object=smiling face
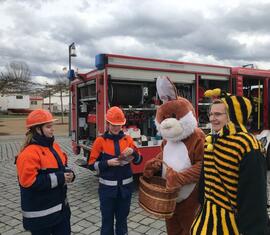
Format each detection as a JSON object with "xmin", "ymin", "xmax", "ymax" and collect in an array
[{"xmin": 209, "ymin": 102, "xmax": 229, "ymax": 132}]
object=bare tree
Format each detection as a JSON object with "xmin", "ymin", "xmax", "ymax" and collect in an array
[
  {"xmin": 43, "ymin": 83, "xmax": 55, "ymax": 112},
  {"xmin": 0, "ymin": 61, "xmax": 33, "ymax": 94},
  {"xmin": 52, "ymin": 70, "xmax": 69, "ymax": 124}
]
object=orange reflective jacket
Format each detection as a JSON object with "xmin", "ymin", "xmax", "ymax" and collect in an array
[
  {"xmin": 88, "ymin": 134, "xmax": 139, "ymax": 165},
  {"xmin": 17, "ymin": 143, "xmax": 67, "ymax": 188}
]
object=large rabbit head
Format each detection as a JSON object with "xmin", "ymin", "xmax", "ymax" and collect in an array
[{"xmin": 155, "ymin": 76, "xmax": 197, "ymax": 142}]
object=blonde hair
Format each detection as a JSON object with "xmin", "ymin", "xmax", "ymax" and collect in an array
[
  {"xmin": 212, "ymin": 99, "xmax": 224, "ymax": 105},
  {"xmin": 20, "ymin": 129, "xmax": 35, "ymax": 151},
  {"xmin": 208, "ymin": 99, "xmax": 225, "ymax": 113}
]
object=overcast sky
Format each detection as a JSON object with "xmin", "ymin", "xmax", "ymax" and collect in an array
[{"xmin": 1, "ymin": 0, "xmax": 270, "ymax": 84}]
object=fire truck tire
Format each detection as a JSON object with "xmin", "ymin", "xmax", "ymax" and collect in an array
[{"xmin": 266, "ymin": 146, "xmax": 270, "ymax": 171}]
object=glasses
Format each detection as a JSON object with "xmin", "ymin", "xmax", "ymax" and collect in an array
[{"xmin": 208, "ymin": 112, "xmax": 227, "ymax": 118}]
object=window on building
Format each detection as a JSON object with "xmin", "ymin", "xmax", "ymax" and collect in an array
[
  {"xmin": 16, "ymin": 95, "xmax": 23, "ymax": 99},
  {"xmin": 31, "ymin": 101, "xmax": 38, "ymax": 105}
]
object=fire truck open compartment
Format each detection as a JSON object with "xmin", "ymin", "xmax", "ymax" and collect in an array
[
  {"xmin": 77, "ymin": 80, "xmax": 97, "ymax": 141},
  {"xmin": 109, "ymin": 80, "xmax": 157, "ymax": 141},
  {"xmin": 108, "ymin": 80, "xmax": 197, "ymax": 144},
  {"xmin": 76, "ymin": 78, "xmax": 195, "ymax": 148},
  {"xmin": 71, "ymin": 54, "xmax": 270, "ymax": 172},
  {"xmin": 71, "ymin": 54, "xmax": 232, "ymax": 172}
]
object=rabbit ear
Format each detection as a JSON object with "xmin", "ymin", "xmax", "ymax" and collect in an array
[{"xmin": 156, "ymin": 76, "xmax": 178, "ymax": 103}]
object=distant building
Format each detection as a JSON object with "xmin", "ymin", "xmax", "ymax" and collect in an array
[
  {"xmin": 30, "ymin": 97, "xmax": 43, "ymax": 110},
  {"xmin": 43, "ymin": 93, "xmax": 69, "ymax": 113},
  {"xmin": 0, "ymin": 93, "xmax": 69, "ymax": 114},
  {"xmin": 0, "ymin": 94, "xmax": 31, "ymax": 113},
  {"xmin": 43, "ymin": 103, "xmax": 69, "ymax": 113}
]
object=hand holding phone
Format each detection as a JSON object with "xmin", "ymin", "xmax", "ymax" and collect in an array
[{"xmin": 119, "ymin": 147, "xmax": 134, "ymax": 162}]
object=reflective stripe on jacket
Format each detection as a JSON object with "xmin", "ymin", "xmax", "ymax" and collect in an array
[
  {"xmin": 16, "ymin": 141, "xmax": 69, "ymax": 231},
  {"xmin": 88, "ymin": 131, "xmax": 142, "ymax": 198}
]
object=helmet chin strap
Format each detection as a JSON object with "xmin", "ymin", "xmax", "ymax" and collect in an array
[{"xmin": 36, "ymin": 125, "xmax": 45, "ymax": 136}]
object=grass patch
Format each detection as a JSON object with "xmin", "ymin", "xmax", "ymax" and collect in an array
[
  {"xmin": 0, "ymin": 114, "xmax": 27, "ymax": 119},
  {"xmin": 0, "ymin": 132, "xmax": 10, "ymax": 136}
]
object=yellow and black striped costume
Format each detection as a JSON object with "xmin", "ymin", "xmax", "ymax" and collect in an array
[{"xmin": 191, "ymin": 91, "xmax": 269, "ymax": 235}]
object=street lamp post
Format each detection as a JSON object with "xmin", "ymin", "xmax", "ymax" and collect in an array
[{"xmin": 68, "ymin": 42, "xmax": 76, "ymax": 136}]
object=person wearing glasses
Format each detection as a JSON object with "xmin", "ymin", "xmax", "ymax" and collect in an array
[
  {"xmin": 207, "ymin": 100, "xmax": 228, "ymax": 133},
  {"xmin": 190, "ymin": 90, "xmax": 269, "ymax": 235}
]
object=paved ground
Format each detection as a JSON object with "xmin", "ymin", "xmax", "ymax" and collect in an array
[
  {"xmin": 0, "ymin": 136, "xmax": 166, "ymax": 235},
  {"xmin": 1, "ymin": 136, "xmax": 270, "ymax": 235}
]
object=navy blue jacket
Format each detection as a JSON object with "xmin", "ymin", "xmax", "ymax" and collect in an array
[
  {"xmin": 16, "ymin": 134, "xmax": 73, "ymax": 231},
  {"xmin": 88, "ymin": 131, "xmax": 142, "ymax": 198}
]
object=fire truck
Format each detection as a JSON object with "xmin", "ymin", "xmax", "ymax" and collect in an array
[{"xmin": 70, "ymin": 54, "xmax": 270, "ymax": 172}]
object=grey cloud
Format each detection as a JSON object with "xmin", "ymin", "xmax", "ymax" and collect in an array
[
  {"xmin": 1, "ymin": 0, "xmax": 270, "ymax": 80},
  {"xmin": 220, "ymin": 3, "xmax": 270, "ymax": 32}
]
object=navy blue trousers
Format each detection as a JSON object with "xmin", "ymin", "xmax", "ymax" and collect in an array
[
  {"xmin": 30, "ymin": 209, "xmax": 71, "ymax": 235},
  {"xmin": 99, "ymin": 193, "xmax": 131, "ymax": 235}
]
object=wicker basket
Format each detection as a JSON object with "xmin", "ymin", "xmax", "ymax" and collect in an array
[{"xmin": 139, "ymin": 164, "xmax": 179, "ymax": 219}]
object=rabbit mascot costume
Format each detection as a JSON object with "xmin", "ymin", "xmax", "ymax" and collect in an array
[{"xmin": 143, "ymin": 76, "xmax": 205, "ymax": 235}]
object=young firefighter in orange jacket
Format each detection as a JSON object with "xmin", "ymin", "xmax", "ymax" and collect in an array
[
  {"xmin": 88, "ymin": 106, "xmax": 142, "ymax": 235},
  {"xmin": 16, "ymin": 109, "xmax": 75, "ymax": 235}
]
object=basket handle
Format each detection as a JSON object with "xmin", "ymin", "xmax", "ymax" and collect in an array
[
  {"xmin": 156, "ymin": 159, "xmax": 180, "ymax": 191},
  {"xmin": 156, "ymin": 159, "xmax": 169, "ymax": 169}
]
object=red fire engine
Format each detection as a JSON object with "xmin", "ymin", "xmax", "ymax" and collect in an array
[{"xmin": 71, "ymin": 54, "xmax": 270, "ymax": 172}]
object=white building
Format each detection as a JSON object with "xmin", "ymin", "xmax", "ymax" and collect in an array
[
  {"xmin": 0, "ymin": 93, "xmax": 69, "ymax": 113},
  {"xmin": 43, "ymin": 93, "xmax": 69, "ymax": 113},
  {"xmin": 0, "ymin": 94, "xmax": 30, "ymax": 112},
  {"xmin": 0, "ymin": 95, "xmax": 43, "ymax": 113}
]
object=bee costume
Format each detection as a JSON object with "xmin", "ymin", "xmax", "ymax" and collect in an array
[{"xmin": 190, "ymin": 89, "xmax": 269, "ymax": 235}]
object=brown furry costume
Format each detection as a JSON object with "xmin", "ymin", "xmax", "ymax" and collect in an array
[{"xmin": 143, "ymin": 77, "xmax": 205, "ymax": 235}]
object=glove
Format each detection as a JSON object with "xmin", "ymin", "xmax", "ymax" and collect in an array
[
  {"xmin": 143, "ymin": 159, "xmax": 161, "ymax": 178},
  {"xmin": 166, "ymin": 167, "xmax": 180, "ymax": 190}
]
